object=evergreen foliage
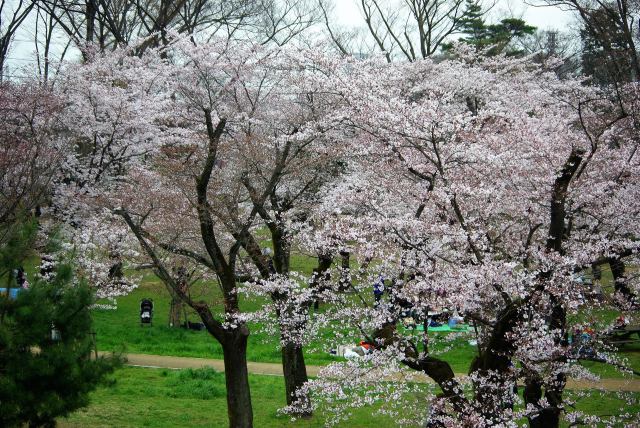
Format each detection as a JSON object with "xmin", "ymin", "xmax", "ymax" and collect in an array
[
  {"xmin": 580, "ymin": 4, "xmax": 637, "ymax": 84},
  {"xmin": 444, "ymin": 0, "xmax": 536, "ymax": 55},
  {"xmin": 0, "ymin": 219, "xmax": 120, "ymax": 428}
]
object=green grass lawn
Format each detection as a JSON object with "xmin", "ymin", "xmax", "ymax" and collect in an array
[
  {"xmin": 92, "ymin": 274, "xmax": 342, "ymax": 366},
  {"xmin": 59, "ymin": 366, "xmax": 399, "ymax": 428},
  {"xmin": 92, "ymin": 272, "xmax": 484, "ymax": 371},
  {"xmin": 19, "ymin": 253, "xmax": 640, "ymax": 378},
  {"xmin": 14, "ymin": 253, "xmax": 640, "ymax": 427},
  {"xmin": 91, "ymin": 269, "xmax": 640, "ymax": 379},
  {"xmin": 59, "ymin": 366, "xmax": 640, "ymax": 428}
]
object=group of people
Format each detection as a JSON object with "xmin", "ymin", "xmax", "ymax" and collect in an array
[
  {"xmin": 330, "ymin": 340, "xmax": 376, "ymax": 359},
  {"xmin": 0, "ymin": 267, "xmax": 30, "ymax": 300},
  {"xmin": 1, "ymin": 255, "xmax": 62, "ymax": 300},
  {"xmin": 330, "ymin": 276, "xmax": 471, "ymax": 359},
  {"xmin": 372, "ymin": 275, "xmax": 466, "ymax": 329},
  {"xmin": 14, "ymin": 267, "xmax": 29, "ymax": 289}
]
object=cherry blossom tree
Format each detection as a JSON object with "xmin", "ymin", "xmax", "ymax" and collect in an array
[
  {"xmin": 0, "ymin": 81, "xmax": 64, "ymax": 232},
  {"xmin": 286, "ymin": 48, "xmax": 640, "ymax": 427},
  {"xmin": 229, "ymin": 93, "xmax": 347, "ymax": 409},
  {"xmin": 52, "ymin": 28, "xmax": 640, "ymax": 426},
  {"xmin": 55, "ymin": 36, "xmax": 348, "ymax": 426}
]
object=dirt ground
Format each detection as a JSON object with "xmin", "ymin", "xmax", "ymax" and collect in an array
[{"xmin": 99, "ymin": 352, "xmax": 640, "ymax": 392}]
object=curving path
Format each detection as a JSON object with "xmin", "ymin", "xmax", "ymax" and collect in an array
[{"xmin": 98, "ymin": 352, "xmax": 640, "ymax": 393}]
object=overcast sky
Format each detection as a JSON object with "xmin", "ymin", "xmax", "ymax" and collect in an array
[
  {"xmin": 333, "ymin": 0, "xmax": 575, "ymax": 30},
  {"xmin": 5, "ymin": 0, "xmax": 577, "ymax": 79}
]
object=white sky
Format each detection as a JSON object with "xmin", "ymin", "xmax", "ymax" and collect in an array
[
  {"xmin": 5, "ymin": 0, "xmax": 577, "ymax": 79},
  {"xmin": 333, "ymin": 0, "xmax": 575, "ymax": 31}
]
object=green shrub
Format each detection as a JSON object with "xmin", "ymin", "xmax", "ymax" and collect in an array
[{"xmin": 164, "ymin": 367, "xmax": 225, "ymax": 400}]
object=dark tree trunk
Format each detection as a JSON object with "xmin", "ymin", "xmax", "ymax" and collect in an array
[
  {"xmin": 591, "ymin": 263, "xmax": 602, "ymax": 281},
  {"xmin": 374, "ymin": 323, "xmax": 468, "ymax": 424},
  {"xmin": 418, "ymin": 356, "xmax": 469, "ymax": 427},
  {"xmin": 169, "ymin": 268, "xmax": 188, "ymax": 327},
  {"xmin": 418, "ymin": 356, "xmax": 467, "ymax": 414},
  {"xmin": 469, "ymin": 303, "xmax": 520, "ymax": 422},
  {"xmin": 265, "ymin": 224, "xmax": 311, "ymax": 415},
  {"xmin": 523, "ymin": 324, "xmax": 566, "ymax": 428},
  {"xmin": 222, "ymin": 330, "xmax": 253, "ymax": 428},
  {"xmin": 169, "ymin": 294, "xmax": 184, "ymax": 327},
  {"xmin": 281, "ymin": 341, "xmax": 310, "ymax": 415},
  {"xmin": 272, "ymin": 294, "xmax": 312, "ymax": 416},
  {"xmin": 311, "ymin": 253, "xmax": 332, "ymax": 310},
  {"xmin": 523, "ymin": 373, "xmax": 564, "ymax": 428},
  {"xmin": 542, "ymin": 373, "xmax": 565, "ymax": 427},
  {"xmin": 523, "ymin": 150, "xmax": 583, "ymax": 428},
  {"xmin": 338, "ymin": 251, "xmax": 351, "ymax": 291},
  {"xmin": 271, "ymin": 227, "xmax": 290, "ymax": 275},
  {"xmin": 85, "ymin": 0, "xmax": 96, "ymax": 43},
  {"xmin": 236, "ymin": 211, "xmax": 312, "ymax": 416},
  {"xmin": 524, "ymin": 376, "xmax": 544, "ymax": 428},
  {"xmin": 609, "ymin": 257, "xmax": 634, "ymax": 301}
]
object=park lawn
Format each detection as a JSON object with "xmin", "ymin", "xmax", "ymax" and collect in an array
[
  {"xmin": 91, "ymin": 274, "xmax": 640, "ymax": 378},
  {"xmin": 92, "ymin": 271, "xmax": 479, "ymax": 371},
  {"xmin": 92, "ymin": 248, "xmax": 482, "ymax": 371},
  {"xmin": 560, "ymin": 390, "xmax": 640, "ymax": 427},
  {"xmin": 93, "ymin": 250, "xmax": 379, "ymax": 367},
  {"xmin": 59, "ymin": 366, "xmax": 398, "ymax": 428},
  {"xmin": 59, "ymin": 366, "xmax": 640, "ymax": 428},
  {"xmin": 92, "ymin": 273, "xmax": 343, "ymax": 367},
  {"xmin": 16, "ymin": 252, "xmax": 636, "ymax": 377}
]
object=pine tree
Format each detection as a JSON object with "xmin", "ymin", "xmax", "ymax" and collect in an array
[
  {"xmin": 485, "ymin": 18, "xmax": 537, "ymax": 55},
  {"xmin": 458, "ymin": 0, "xmax": 487, "ymax": 48},
  {"xmin": 0, "ymin": 219, "xmax": 120, "ymax": 428},
  {"xmin": 444, "ymin": 0, "xmax": 536, "ymax": 56}
]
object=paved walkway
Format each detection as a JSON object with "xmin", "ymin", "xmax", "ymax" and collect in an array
[{"xmin": 100, "ymin": 352, "xmax": 640, "ymax": 392}]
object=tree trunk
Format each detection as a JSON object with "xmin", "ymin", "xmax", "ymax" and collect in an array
[
  {"xmin": 0, "ymin": 52, "xmax": 5, "ymax": 82},
  {"xmin": 609, "ymin": 257, "xmax": 634, "ymax": 301},
  {"xmin": 271, "ymin": 227, "xmax": 290, "ymax": 275},
  {"xmin": 591, "ymin": 262, "xmax": 601, "ymax": 281},
  {"xmin": 542, "ymin": 373, "xmax": 565, "ymax": 427},
  {"xmin": 469, "ymin": 303, "xmax": 520, "ymax": 422},
  {"xmin": 222, "ymin": 330, "xmax": 253, "ymax": 428},
  {"xmin": 540, "ymin": 294, "xmax": 567, "ymax": 428},
  {"xmin": 373, "ymin": 323, "xmax": 469, "ymax": 423},
  {"xmin": 169, "ymin": 295, "xmax": 183, "ymax": 327},
  {"xmin": 311, "ymin": 253, "xmax": 332, "ymax": 311},
  {"xmin": 338, "ymin": 251, "xmax": 351, "ymax": 291},
  {"xmin": 268, "ymin": 224, "xmax": 311, "ymax": 415},
  {"xmin": 521, "ymin": 150, "xmax": 583, "ymax": 427},
  {"xmin": 523, "ymin": 374, "xmax": 564, "ymax": 428},
  {"xmin": 85, "ymin": 0, "xmax": 96, "ymax": 43},
  {"xmin": 524, "ymin": 376, "xmax": 544, "ymax": 428},
  {"xmin": 281, "ymin": 341, "xmax": 311, "ymax": 415}
]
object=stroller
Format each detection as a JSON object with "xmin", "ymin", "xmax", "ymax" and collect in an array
[{"xmin": 140, "ymin": 298, "xmax": 154, "ymax": 326}]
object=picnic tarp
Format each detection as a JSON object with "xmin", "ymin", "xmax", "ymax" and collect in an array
[
  {"xmin": 404, "ymin": 324, "xmax": 470, "ymax": 332},
  {"xmin": 0, "ymin": 288, "xmax": 21, "ymax": 299}
]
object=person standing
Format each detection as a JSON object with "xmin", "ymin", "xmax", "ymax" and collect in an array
[
  {"xmin": 16, "ymin": 267, "xmax": 29, "ymax": 289},
  {"xmin": 373, "ymin": 275, "xmax": 385, "ymax": 305}
]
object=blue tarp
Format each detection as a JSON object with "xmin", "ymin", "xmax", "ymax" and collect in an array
[
  {"xmin": 405, "ymin": 324, "xmax": 470, "ymax": 332},
  {"xmin": 0, "ymin": 288, "xmax": 22, "ymax": 299}
]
